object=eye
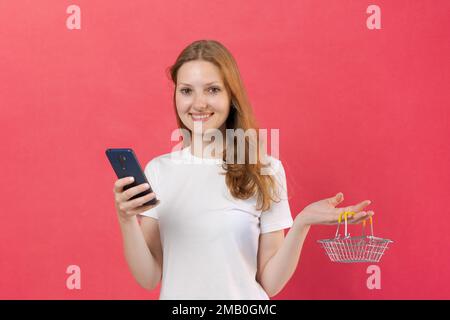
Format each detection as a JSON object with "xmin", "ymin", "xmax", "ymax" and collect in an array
[
  {"xmin": 209, "ymin": 87, "xmax": 221, "ymax": 94},
  {"xmin": 180, "ymin": 88, "xmax": 191, "ymax": 95}
]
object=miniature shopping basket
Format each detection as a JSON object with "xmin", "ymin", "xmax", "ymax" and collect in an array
[{"xmin": 317, "ymin": 211, "xmax": 393, "ymax": 263}]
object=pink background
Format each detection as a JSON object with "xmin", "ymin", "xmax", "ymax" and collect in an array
[{"xmin": 1, "ymin": 0, "xmax": 449, "ymax": 299}]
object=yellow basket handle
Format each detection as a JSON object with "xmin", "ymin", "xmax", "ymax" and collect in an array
[
  {"xmin": 338, "ymin": 211, "xmax": 355, "ymax": 224},
  {"xmin": 362, "ymin": 216, "xmax": 373, "ymax": 227},
  {"xmin": 338, "ymin": 211, "xmax": 373, "ymax": 225},
  {"xmin": 337, "ymin": 211, "xmax": 374, "ymax": 237}
]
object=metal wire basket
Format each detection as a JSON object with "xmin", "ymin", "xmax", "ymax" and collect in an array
[{"xmin": 317, "ymin": 211, "xmax": 393, "ymax": 263}]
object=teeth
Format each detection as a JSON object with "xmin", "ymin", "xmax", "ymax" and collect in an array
[{"xmin": 191, "ymin": 113, "xmax": 212, "ymax": 120}]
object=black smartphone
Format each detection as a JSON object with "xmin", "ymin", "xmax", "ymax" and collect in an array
[{"xmin": 105, "ymin": 148, "xmax": 158, "ymax": 206}]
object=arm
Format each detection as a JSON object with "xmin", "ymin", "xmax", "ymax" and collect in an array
[
  {"xmin": 256, "ymin": 216, "xmax": 310, "ymax": 297},
  {"xmin": 256, "ymin": 192, "xmax": 374, "ymax": 297},
  {"xmin": 119, "ymin": 216, "xmax": 163, "ymax": 290}
]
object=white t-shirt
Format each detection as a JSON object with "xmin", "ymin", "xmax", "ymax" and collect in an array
[{"xmin": 138, "ymin": 145, "xmax": 294, "ymax": 300}]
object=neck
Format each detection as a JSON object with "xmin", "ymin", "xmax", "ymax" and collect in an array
[{"xmin": 190, "ymin": 124, "xmax": 226, "ymax": 159}]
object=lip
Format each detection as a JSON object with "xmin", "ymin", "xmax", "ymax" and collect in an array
[{"xmin": 190, "ymin": 113, "xmax": 214, "ymax": 122}]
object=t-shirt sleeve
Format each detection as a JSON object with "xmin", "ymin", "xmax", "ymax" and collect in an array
[
  {"xmin": 259, "ymin": 159, "xmax": 294, "ymax": 234},
  {"xmin": 137, "ymin": 158, "xmax": 160, "ymax": 220}
]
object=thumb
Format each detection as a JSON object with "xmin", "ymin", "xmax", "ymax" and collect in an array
[{"xmin": 330, "ymin": 192, "xmax": 344, "ymax": 206}]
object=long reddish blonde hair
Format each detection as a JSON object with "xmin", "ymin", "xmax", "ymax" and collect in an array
[{"xmin": 167, "ymin": 40, "xmax": 280, "ymax": 212}]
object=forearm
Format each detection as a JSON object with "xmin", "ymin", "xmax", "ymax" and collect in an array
[
  {"xmin": 119, "ymin": 217, "xmax": 161, "ymax": 290},
  {"xmin": 259, "ymin": 216, "xmax": 310, "ymax": 297}
]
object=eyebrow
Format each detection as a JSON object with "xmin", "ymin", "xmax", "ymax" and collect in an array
[{"xmin": 179, "ymin": 81, "xmax": 221, "ymax": 86}]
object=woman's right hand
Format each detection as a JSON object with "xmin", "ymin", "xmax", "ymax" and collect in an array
[{"xmin": 113, "ymin": 176, "xmax": 160, "ymax": 223}]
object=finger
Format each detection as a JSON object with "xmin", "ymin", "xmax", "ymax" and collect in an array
[
  {"xmin": 348, "ymin": 211, "xmax": 367, "ymax": 223},
  {"xmin": 128, "ymin": 199, "xmax": 160, "ymax": 216},
  {"xmin": 336, "ymin": 205, "xmax": 352, "ymax": 216},
  {"xmin": 113, "ymin": 176, "xmax": 134, "ymax": 193},
  {"xmin": 351, "ymin": 211, "xmax": 375, "ymax": 224},
  {"xmin": 328, "ymin": 192, "xmax": 344, "ymax": 207},
  {"xmin": 350, "ymin": 199, "xmax": 372, "ymax": 213},
  {"xmin": 120, "ymin": 192, "xmax": 156, "ymax": 211},
  {"xmin": 120, "ymin": 183, "xmax": 151, "ymax": 202}
]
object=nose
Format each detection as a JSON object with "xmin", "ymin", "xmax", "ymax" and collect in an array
[{"xmin": 192, "ymin": 93, "xmax": 208, "ymax": 111}]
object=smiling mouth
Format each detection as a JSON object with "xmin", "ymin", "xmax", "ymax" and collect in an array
[{"xmin": 190, "ymin": 113, "xmax": 214, "ymax": 122}]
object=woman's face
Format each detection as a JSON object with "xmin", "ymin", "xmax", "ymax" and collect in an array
[{"xmin": 175, "ymin": 60, "xmax": 231, "ymax": 136}]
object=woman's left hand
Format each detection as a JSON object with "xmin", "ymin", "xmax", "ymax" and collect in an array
[{"xmin": 295, "ymin": 192, "xmax": 374, "ymax": 227}]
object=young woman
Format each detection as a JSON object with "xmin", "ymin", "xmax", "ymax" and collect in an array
[{"xmin": 112, "ymin": 40, "xmax": 374, "ymax": 299}]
